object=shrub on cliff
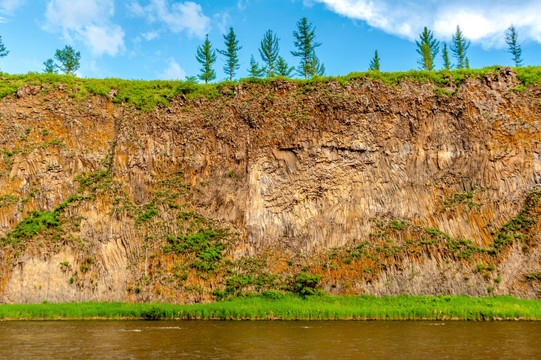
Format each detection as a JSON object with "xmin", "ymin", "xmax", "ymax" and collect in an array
[{"xmin": 291, "ymin": 273, "xmax": 324, "ymax": 297}]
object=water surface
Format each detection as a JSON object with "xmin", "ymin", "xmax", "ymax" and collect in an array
[{"xmin": 0, "ymin": 321, "xmax": 540, "ymax": 359}]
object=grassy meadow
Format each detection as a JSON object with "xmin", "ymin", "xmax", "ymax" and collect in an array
[
  {"xmin": 1, "ymin": 66, "xmax": 541, "ymax": 111},
  {"xmin": 1, "ymin": 294, "xmax": 540, "ymax": 321}
]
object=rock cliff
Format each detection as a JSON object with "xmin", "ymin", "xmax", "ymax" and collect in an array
[{"xmin": 1, "ymin": 68, "xmax": 540, "ymax": 303}]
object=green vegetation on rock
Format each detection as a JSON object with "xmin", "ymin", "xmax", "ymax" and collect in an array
[
  {"xmin": 1, "ymin": 66, "xmax": 541, "ymax": 112},
  {"xmin": 492, "ymin": 190, "xmax": 541, "ymax": 249},
  {"xmin": 1, "ymin": 194, "xmax": 86, "ymax": 246}
]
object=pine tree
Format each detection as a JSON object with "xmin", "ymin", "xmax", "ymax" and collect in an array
[
  {"xmin": 43, "ymin": 59, "xmax": 57, "ymax": 73},
  {"xmin": 306, "ymin": 52, "xmax": 325, "ymax": 77},
  {"xmin": 248, "ymin": 55, "xmax": 265, "ymax": 78},
  {"xmin": 419, "ymin": 43, "xmax": 433, "ymax": 71},
  {"xmin": 0, "ymin": 36, "xmax": 8, "ymax": 63},
  {"xmin": 259, "ymin": 30, "xmax": 280, "ymax": 77},
  {"xmin": 506, "ymin": 25, "xmax": 523, "ymax": 67},
  {"xmin": 369, "ymin": 50, "xmax": 381, "ymax": 71},
  {"xmin": 442, "ymin": 43, "xmax": 451, "ymax": 70},
  {"xmin": 217, "ymin": 27, "xmax": 241, "ymax": 81},
  {"xmin": 450, "ymin": 26, "xmax": 470, "ymax": 69},
  {"xmin": 416, "ymin": 27, "xmax": 439, "ymax": 71},
  {"xmin": 276, "ymin": 56, "xmax": 294, "ymax": 77},
  {"xmin": 291, "ymin": 17, "xmax": 323, "ymax": 79},
  {"xmin": 195, "ymin": 34, "xmax": 217, "ymax": 84},
  {"xmin": 55, "ymin": 45, "xmax": 80, "ymax": 75}
]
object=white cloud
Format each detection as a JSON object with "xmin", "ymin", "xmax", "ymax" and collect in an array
[
  {"xmin": 237, "ymin": 0, "xmax": 248, "ymax": 10},
  {"xmin": 126, "ymin": 1, "xmax": 146, "ymax": 17},
  {"xmin": 158, "ymin": 58, "xmax": 186, "ymax": 80},
  {"xmin": 214, "ymin": 12, "xmax": 231, "ymax": 34},
  {"xmin": 142, "ymin": 31, "xmax": 160, "ymax": 41},
  {"xmin": 0, "ymin": 0, "xmax": 25, "ymax": 22},
  {"xmin": 128, "ymin": 0, "xmax": 211, "ymax": 39},
  {"xmin": 314, "ymin": 0, "xmax": 541, "ymax": 46},
  {"xmin": 44, "ymin": 0, "xmax": 113, "ymax": 30},
  {"xmin": 44, "ymin": 0, "xmax": 125, "ymax": 56},
  {"xmin": 0, "ymin": 0, "xmax": 24, "ymax": 13},
  {"xmin": 83, "ymin": 24, "xmax": 125, "ymax": 56}
]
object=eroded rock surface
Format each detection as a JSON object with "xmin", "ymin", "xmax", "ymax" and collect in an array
[{"xmin": 1, "ymin": 69, "xmax": 540, "ymax": 303}]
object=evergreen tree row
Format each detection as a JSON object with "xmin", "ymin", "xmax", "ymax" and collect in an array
[
  {"xmin": 198, "ymin": 21, "xmax": 525, "ymax": 83},
  {"xmin": 407, "ymin": 25, "xmax": 522, "ymax": 72},
  {"xmin": 0, "ymin": 22, "xmax": 527, "ymax": 79},
  {"xmin": 195, "ymin": 17, "xmax": 324, "ymax": 83}
]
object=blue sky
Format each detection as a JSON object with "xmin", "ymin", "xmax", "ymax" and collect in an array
[{"xmin": 0, "ymin": 0, "xmax": 540, "ymax": 80}]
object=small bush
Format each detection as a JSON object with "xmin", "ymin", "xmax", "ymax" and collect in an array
[
  {"xmin": 164, "ymin": 228, "xmax": 227, "ymax": 272},
  {"xmin": 141, "ymin": 305, "xmax": 170, "ymax": 320},
  {"xmin": 2, "ymin": 211, "xmax": 59, "ymax": 245},
  {"xmin": 388, "ymin": 220, "xmax": 406, "ymax": 230},
  {"xmin": 291, "ymin": 273, "xmax": 324, "ymax": 297},
  {"xmin": 261, "ymin": 290, "xmax": 285, "ymax": 300},
  {"xmin": 137, "ymin": 206, "xmax": 158, "ymax": 223},
  {"xmin": 525, "ymin": 272, "xmax": 541, "ymax": 280}
]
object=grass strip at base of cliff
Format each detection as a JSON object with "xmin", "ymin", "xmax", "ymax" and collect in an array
[{"xmin": 1, "ymin": 294, "xmax": 540, "ymax": 321}]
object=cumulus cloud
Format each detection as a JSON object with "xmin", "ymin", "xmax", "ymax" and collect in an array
[
  {"xmin": 314, "ymin": 0, "xmax": 541, "ymax": 46},
  {"xmin": 82, "ymin": 24, "xmax": 125, "ymax": 56},
  {"xmin": 158, "ymin": 58, "xmax": 186, "ymax": 80},
  {"xmin": 43, "ymin": 0, "xmax": 125, "ymax": 56},
  {"xmin": 128, "ymin": 0, "xmax": 211, "ymax": 39}
]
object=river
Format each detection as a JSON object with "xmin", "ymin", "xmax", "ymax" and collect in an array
[{"xmin": 0, "ymin": 321, "xmax": 540, "ymax": 359}]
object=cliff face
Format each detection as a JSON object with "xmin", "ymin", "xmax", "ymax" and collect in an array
[{"xmin": 1, "ymin": 68, "xmax": 540, "ymax": 303}]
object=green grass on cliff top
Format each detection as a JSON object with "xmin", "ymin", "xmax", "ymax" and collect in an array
[
  {"xmin": 1, "ymin": 66, "xmax": 540, "ymax": 111},
  {"xmin": 1, "ymin": 294, "xmax": 540, "ymax": 321}
]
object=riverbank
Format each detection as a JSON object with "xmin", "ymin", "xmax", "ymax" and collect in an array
[{"xmin": 1, "ymin": 294, "xmax": 540, "ymax": 321}]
